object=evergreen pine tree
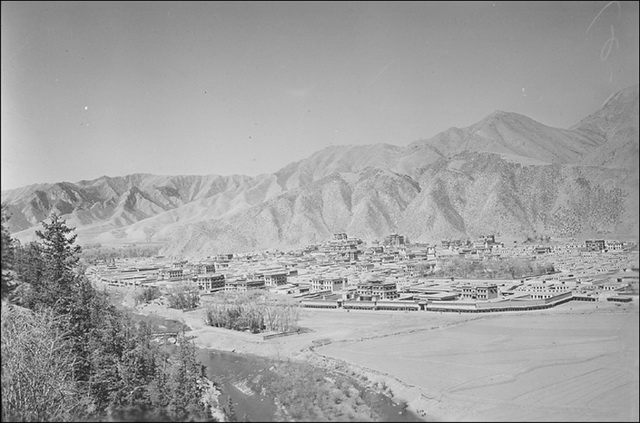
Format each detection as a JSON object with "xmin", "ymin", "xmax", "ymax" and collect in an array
[
  {"xmin": 168, "ymin": 334, "xmax": 212, "ymax": 421},
  {"xmin": 225, "ymin": 397, "xmax": 237, "ymax": 422},
  {"xmin": 1, "ymin": 204, "xmax": 15, "ymax": 299},
  {"xmin": 12, "ymin": 242, "xmax": 45, "ymax": 308},
  {"xmin": 4, "ymin": 212, "xmax": 216, "ymax": 421},
  {"xmin": 34, "ymin": 213, "xmax": 82, "ymax": 309}
]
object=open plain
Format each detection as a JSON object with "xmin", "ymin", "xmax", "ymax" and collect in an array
[{"xmin": 135, "ymin": 296, "xmax": 639, "ymax": 422}]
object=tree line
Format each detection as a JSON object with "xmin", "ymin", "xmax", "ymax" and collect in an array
[
  {"xmin": 80, "ymin": 243, "xmax": 162, "ymax": 264},
  {"xmin": 418, "ymin": 255, "xmax": 555, "ymax": 279},
  {"xmin": 204, "ymin": 291, "xmax": 300, "ymax": 334},
  {"xmin": 1, "ymin": 206, "xmax": 216, "ymax": 422}
]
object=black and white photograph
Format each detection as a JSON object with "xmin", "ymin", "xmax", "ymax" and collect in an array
[{"xmin": 2, "ymin": 1, "xmax": 638, "ymax": 421}]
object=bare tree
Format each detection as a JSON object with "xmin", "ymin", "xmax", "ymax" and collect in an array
[{"xmin": 1, "ymin": 304, "xmax": 90, "ymax": 421}]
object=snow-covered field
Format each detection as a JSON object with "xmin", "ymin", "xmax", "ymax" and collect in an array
[
  {"xmin": 135, "ymin": 297, "xmax": 639, "ymax": 422},
  {"xmin": 315, "ymin": 301, "xmax": 639, "ymax": 422}
]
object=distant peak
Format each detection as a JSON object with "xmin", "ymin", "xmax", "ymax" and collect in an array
[
  {"xmin": 488, "ymin": 110, "xmax": 509, "ymax": 117},
  {"xmin": 621, "ymin": 83, "xmax": 639, "ymax": 95},
  {"xmin": 484, "ymin": 110, "xmax": 522, "ymax": 121},
  {"xmin": 603, "ymin": 84, "xmax": 639, "ymax": 106},
  {"xmin": 570, "ymin": 83, "xmax": 639, "ymax": 130},
  {"xmin": 482, "ymin": 110, "xmax": 530, "ymax": 125}
]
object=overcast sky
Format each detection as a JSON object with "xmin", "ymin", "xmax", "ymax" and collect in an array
[{"xmin": 2, "ymin": 1, "xmax": 638, "ymax": 191}]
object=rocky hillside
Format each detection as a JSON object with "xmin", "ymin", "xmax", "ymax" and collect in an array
[
  {"xmin": 2, "ymin": 85, "xmax": 638, "ymax": 257},
  {"xmin": 2, "ymin": 173, "xmax": 284, "ymax": 233}
]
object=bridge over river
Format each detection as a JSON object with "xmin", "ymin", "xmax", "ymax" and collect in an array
[{"xmin": 150, "ymin": 332, "xmax": 178, "ymax": 345}]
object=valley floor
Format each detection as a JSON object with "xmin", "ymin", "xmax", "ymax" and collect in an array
[{"xmin": 135, "ymin": 298, "xmax": 639, "ymax": 422}]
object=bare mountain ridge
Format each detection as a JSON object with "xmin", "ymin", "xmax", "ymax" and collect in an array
[
  {"xmin": 2, "ymin": 173, "xmax": 282, "ymax": 233},
  {"xmin": 154, "ymin": 151, "xmax": 636, "ymax": 256},
  {"xmin": 409, "ymin": 110, "xmax": 603, "ymax": 165},
  {"xmin": 2, "ymin": 84, "xmax": 638, "ymax": 256}
]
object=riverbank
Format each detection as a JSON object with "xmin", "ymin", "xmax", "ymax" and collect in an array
[
  {"xmin": 133, "ymin": 300, "xmax": 441, "ymax": 420},
  {"xmin": 133, "ymin": 298, "xmax": 639, "ymax": 421}
]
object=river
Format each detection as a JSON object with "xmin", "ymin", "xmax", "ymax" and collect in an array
[
  {"xmin": 196, "ymin": 348, "xmax": 425, "ymax": 422},
  {"xmin": 129, "ymin": 309, "xmax": 425, "ymax": 421}
]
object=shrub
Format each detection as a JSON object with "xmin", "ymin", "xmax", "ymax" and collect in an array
[
  {"xmin": 1, "ymin": 303, "xmax": 91, "ymax": 421},
  {"xmin": 204, "ymin": 292, "xmax": 299, "ymax": 333},
  {"xmin": 264, "ymin": 359, "xmax": 382, "ymax": 421},
  {"xmin": 166, "ymin": 282, "xmax": 200, "ymax": 310},
  {"xmin": 135, "ymin": 286, "xmax": 162, "ymax": 305}
]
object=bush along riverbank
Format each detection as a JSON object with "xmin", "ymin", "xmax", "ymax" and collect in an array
[
  {"xmin": 125, "ymin": 289, "xmax": 429, "ymax": 421},
  {"xmin": 196, "ymin": 348, "xmax": 425, "ymax": 422}
]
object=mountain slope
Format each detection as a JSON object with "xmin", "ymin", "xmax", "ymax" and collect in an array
[
  {"xmin": 2, "ymin": 173, "xmax": 282, "ymax": 235},
  {"xmin": 155, "ymin": 151, "xmax": 636, "ymax": 257},
  {"xmin": 573, "ymin": 84, "xmax": 639, "ymax": 169}
]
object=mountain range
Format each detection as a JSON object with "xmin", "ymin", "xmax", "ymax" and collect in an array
[{"xmin": 2, "ymin": 84, "xmax": 638, "ymax": 257}]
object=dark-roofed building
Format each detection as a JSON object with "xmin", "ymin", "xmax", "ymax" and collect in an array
[
  {"xmin": 159, "ymin": 268, "xmax": 184, "ymax": 280},
  {"xmin": 263, "ymin": 270, "xmax": 288, "ymax": 287},
  {"xmin": 461, "ymin": 283, "xmax": 499, "ymax": 300},
  {"xmin": 585, "ymin": 240, "xmax": 605, "ymax": 252},
  {"xmin": 225, "ymin": 278, "xmax": 265, "ymax": 292},
  {"xmin": 311, "ymin": 276, "xmax": 346, "ymax": 293},
  {"xmin": 384, "ymin": 233, "xmax": 406, "ymax": 246},
  {"xmin": 356, "ymin": 279, "xmax": 399, "ymax": 301},
  {"xmin": 193, "ymin": 273, "xmax": 225, "ymax": 292},
  {"xmin": 195, "ymin": 262, "xmax": 216, "ymax": 274}
]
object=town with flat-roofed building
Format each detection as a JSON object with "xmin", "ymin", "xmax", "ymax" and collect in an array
[{"xmin": 86, "ymin": 233, "xmax": 638, "ymax": 316}]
